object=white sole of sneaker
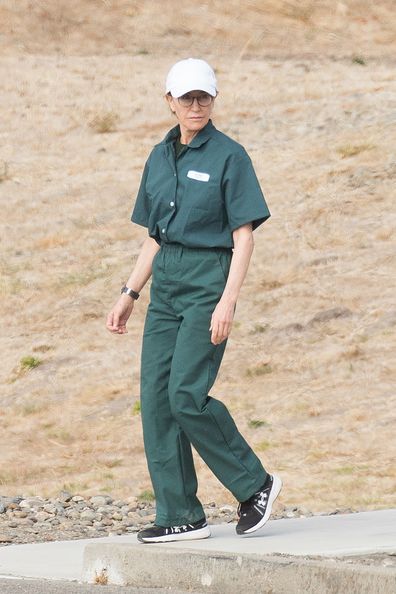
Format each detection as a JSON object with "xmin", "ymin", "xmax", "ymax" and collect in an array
[
  {"xmin": 138, "ymin": 525, "xmax": 211, "ymax": 544},
  {"xmin": 242, "ymin": 474, "xmax": 283, "ymax": 535}
]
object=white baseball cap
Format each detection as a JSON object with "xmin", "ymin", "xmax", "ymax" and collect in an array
[{"xmin": 165, "ymin": 58, "xmax": 217, "ymax": 98}]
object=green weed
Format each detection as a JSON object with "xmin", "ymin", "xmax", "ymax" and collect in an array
[
  {"xmin": 246, "ymin": 363, "xmax": 273, "ymax": 377},
  {"xmin": 335, "ymin": 466, "xmax": 355, "ymax": 475},
  {"xmin": 253, "ymin": 323, "xmax": 269, "ymax": 334},
  {"xmin": 33, "ymin": 344, "xmax": 54, "ymax": 353},
  {"xmin": 256, "ymin": 440, "xmax": 271, "ymax": 451},
  {"xmin": 352, "ymin": 55, "xmax": 366, "ymax": 66},
  {"xmin": 20, "ymin": 355, "xmax": 42, "ymax": 370},
  {"xmin": 89, "ymin": 112, "xmax": 119, "ymax": 134},
  {"xmin": 132, "ymin": 401, "xmax": 141, "ymax": 415},
  {"xmin": 137, "ymin": 489, "xmax": 155, "ymax": 502},
  {"xmin": 336, "ymin": 143, "xmax": 375, "ymax": 158},
  {"xmin": 248, "ymin": 419, "xmax": 270, "ymax": 429},
  {"xmin": 18, "ymin": 401, "xmax": 48, "ymax": 416}
]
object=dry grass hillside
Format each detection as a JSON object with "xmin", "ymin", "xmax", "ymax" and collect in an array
[{"xmin": 0, "ymin": 1, "xmax": 395, "ymax": 512}]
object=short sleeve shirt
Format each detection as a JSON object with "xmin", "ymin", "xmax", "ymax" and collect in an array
[{"xmin": 131, "ymin": 120, "xmax": 270, "ymax": 248}]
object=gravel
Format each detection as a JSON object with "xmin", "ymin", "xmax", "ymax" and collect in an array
[{"xmin": 0, "ymin": 491, "xmax": 357, "ymax": 547}]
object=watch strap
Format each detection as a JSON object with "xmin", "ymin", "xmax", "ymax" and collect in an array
[{"xmin": 121, "ymin": 285, "xmax": 140, "ymax": 300}]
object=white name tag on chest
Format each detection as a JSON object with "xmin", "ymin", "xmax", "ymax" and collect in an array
[{"xmin": 187, "ymin": 170, "xmax": 210, "ymax": 182}]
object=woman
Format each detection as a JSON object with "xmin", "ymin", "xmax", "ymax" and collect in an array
[{"xmin": 106, "ymin": 58, "xmax": 281, "ymax": 543}]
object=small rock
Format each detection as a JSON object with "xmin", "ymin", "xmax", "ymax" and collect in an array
[
  {"xmin": 219, "ymin": 505, "xmax": 235, "ymax": 513},
  {"xmin": 72, "ymin": 496, "xmax": 85, "ymax": 502},
  {"xmin": 383, "ymin": 558, "xmax": 396, "ymax": 567},
  {"xmin": 16, "ymin": 518, "xmax": 34, "ymax": 525},
  {"xmin": 0, "ymin": 496, "xmax": 23, "ymax": 508},
  {"xmin": 135, "ymin": 516, "xmax": 152, "ymax": 526},
  {"xmin": 35, "ymin": 511, "xmax": 51, "ymax": 522},
  {"xmin": 137, "ymin": 509, "xmax": 153, "ymax": 517},
  {"xmin": 43, "ymin": 504, "xmax": 58, "ymax": 514},
  {"xmin": 112, "ymin": 512, "xmax": 123, "ymax": 521},
  {"xmin": 90, "ymin": 495, "xmax": 113, "ymax": 507},
  {"xmin": 121, "ymin": 518, "xmax": 137, "ymax": 527},
  {"xmin": 58, "ymin": 490, "xmax": 73, "ymax": 503},
  {"xmin": 65, "ymin": 510, "xmax": 80, "ymax": 520},
  {"xmin": 19, "ymin": 498, "xmax": 44, "ymax": 510},
  {"xmin": 81, "ymin": 510, "xmax": 96, "ymax": 521},
  {"xmin": 205, "ymin": 508, "xmax": 220, "ymax": 518},
  {"xmin": 96, "ymin": 505, "xmax": 114, "ymax": 514},
  {"xmin": 12, "ymin": 510, "xmax": 28, "ymax": 518},
  {"xmin": 298, "ymin": 507, "xmax": 313, "ymax": 517}
]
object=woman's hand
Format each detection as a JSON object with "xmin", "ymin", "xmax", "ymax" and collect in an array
[
  {"xmin": 106, "ymin": 295, "xmax": 135, "ymax": 334},
  {"xmin": 209, "ymin": 297, "xmax": 235, "ymax": 345},
  {"xmin": 106, "ymin": 236, "xmax": 160, "ymax": 335},
  {"xmin": 209, "ymin": 223, "xmax": 254, "ymax": 345}
]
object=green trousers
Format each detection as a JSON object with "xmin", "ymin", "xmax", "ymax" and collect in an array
[{"xmin": 140, "ymin": 243, "xmax": 267, "ymax": 526}]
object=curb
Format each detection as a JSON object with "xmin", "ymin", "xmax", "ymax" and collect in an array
[{"xmin": 82, "ymin": 543, "xmax": 396, "ymax": 594}]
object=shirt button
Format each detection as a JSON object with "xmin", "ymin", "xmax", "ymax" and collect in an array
[
  {"xmin": 161, "ymin": 228, "xmax": 166, "ymax": 233},
  {"xmin": 173, "ymin": 173, "xmax": 176, "ymax": 177},
  {"xmin": 169, "ymin": 201, "xmax": 175, "ymax": 207}
]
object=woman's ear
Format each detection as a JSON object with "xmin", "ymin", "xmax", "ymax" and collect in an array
[{"xmin": 165, "ymin": 93, "xmax": 176, "ymax": 113}]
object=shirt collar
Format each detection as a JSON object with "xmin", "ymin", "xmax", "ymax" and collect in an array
[{"xmin": 161, "ymin": 119, "xmax": 215, "ymax": 149}]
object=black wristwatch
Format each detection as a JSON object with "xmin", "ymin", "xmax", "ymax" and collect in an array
[{"xmin": 121, "ymin": 285, "xmax": 140, "ymax": 300}]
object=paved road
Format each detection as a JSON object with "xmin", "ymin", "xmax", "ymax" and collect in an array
[
  {"xmin": 0, "ymin": 578, "xmax": 195, "ymax": 594},
  {"xmin": 1, "ymin": 511, "xmax": 395, "ymax": 593}
]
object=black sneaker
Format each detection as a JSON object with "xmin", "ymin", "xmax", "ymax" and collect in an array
[
  {"xmin": 137, "ymin": 517, "xmax": 210, "ymax": 544},
  {"xmin": 236, "ymin": 474, "xmax": 282, "ymax": 535}
]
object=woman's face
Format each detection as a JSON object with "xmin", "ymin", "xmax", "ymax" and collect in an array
[{"xmin": 166, "ymin": 90, "xmax": 215, "ymax": 136}]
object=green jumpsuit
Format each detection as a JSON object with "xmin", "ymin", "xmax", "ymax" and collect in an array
[{"xmin": 131, "ymin": 120, "xmax": 271, "ymax": 526}]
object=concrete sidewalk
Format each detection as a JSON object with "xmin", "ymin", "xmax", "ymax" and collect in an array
[{"xmin": 0, "ymin": 510, "xmax": 395, "ymax": 593}]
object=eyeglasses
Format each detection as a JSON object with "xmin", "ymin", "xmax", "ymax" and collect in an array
[{"xmin": 177, "ymin": 92, "xmax": 213, "ymax": 107}]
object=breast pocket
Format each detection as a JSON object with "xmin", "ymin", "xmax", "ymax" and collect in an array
[{"xmin": 183, "ymin": 176, "xmax": 224, "ymax": 233}]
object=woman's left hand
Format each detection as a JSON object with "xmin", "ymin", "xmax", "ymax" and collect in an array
[
  {"xmin": 209, "ymin": 224, "xmax": 253, "ymax": 345},
  {"xmin": 209, "ymin": 298, "xmax": 235, "ymax": 345}
]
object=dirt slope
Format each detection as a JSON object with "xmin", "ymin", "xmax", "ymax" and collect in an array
[{"xmin": 0, "ymin": 1, "xmax": 395, "ymax": 512}]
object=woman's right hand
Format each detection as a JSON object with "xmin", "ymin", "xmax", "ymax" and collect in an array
[{"xmin": 106, "ymin": 295, "xmax": 135, "ymax": 334}]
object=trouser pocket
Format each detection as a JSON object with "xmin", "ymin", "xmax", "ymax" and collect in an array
[{"xmin": 215, "ymin": 250, "xmax": 232, "ymax": 281}]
